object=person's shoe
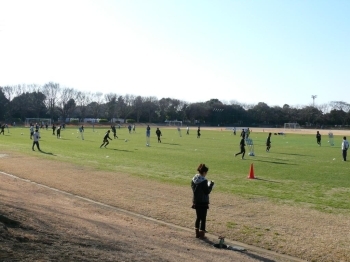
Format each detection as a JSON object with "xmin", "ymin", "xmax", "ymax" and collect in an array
[
  {"xmin": 195, "ymin": 228, "xmax": 200, "ymax": 238},
  {"xmin": 234, "ymin": 154, "xmax": 237, "ymax": 157},
  {"xmin": 199, "ymin": 230, "xmax": 208, "ymax": 239}
]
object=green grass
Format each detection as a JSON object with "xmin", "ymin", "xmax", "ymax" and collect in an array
[{"xmin": 1, "ymin": 126, "xmax": 350, "ymax": 213}]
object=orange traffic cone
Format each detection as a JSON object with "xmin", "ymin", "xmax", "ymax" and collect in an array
[{"xmin": 248, "ymin": 163, "xmax": 255, "ymax": 179}]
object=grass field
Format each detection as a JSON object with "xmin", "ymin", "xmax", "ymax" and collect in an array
[{"xmin": 1, "ymin": 125, "xmax": 350, "ymax": 214}]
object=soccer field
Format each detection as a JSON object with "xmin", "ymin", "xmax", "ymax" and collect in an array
[{"xmin": 1, "ymin": 125, "xmax": 350, "ymax": 213}]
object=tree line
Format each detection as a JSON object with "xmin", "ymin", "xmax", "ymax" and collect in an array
[{"xmin": 1, "ymin": 82, "xmax": 350, "ymax": 127}]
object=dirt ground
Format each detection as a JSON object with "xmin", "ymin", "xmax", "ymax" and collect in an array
[{"xmin": 1, "ymin": 128, "xmax": 350, "ymax": 262}]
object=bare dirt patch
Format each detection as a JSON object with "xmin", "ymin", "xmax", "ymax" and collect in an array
[{"xmin": 1, "ymin": 150, "xmax": 349, "ymax": 262}]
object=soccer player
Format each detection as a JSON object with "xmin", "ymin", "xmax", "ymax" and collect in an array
[
  {"xmin": 146, "ymin": 125, "xmax": 151, "ymax": 146},
  {"xmin": 156, "ymin": 127, "xmax": 162, "ymax": 143},
  {"xmin": 100, "ymin": 130, "xmax": 112, "ymax": 148},
  {"xmin": 316, "ymin": 131, "xmax": 321, "ymax": 146},
  {"xmin": 246, "ymin": 128, "xmax": 250, "ymax": 139},
  {"xmin": 197, "ymin": 127, "xmax": 201, "ymax": 138},
  {"xmin": 52, "ymin": 124, "xmax": 56, "ymax": 135},
  {"xmin": 111, "ymin": 125, "xmax": 118, "ymax": 139},
  {"xmin": 56, "ymin": 126, "xmax": 61, "ymax": 139},
  {"xmin": 266, "ymin": 132, "xmax": 272, "ymax": 152},
  {"xmin": 177, "ymin": 126, "xmax": 182, "ymax": 137},
  {"xmin": 30, "ymin": 124, "xmax": 34, "ymax": 139},
  {"xmin": 341, "ymin": 136, "xmax": 349, "ymax": 161},
  {"xmin": 128, "ymin": 125, "xmax": 132, "ymax": 134},
  {"xmin": 0, "ymin": 124, "xmax": 5, "ymax": 135},
  {"xmin": 240, "ymin": 129, "xmax": 246, "ymax": 140},
  {"xmin": 235, "ymin": 137, "xmax": 246, "ymax": 159},
  {"xmin": 32, "ymin": 129, "xmax": 41, "ymax": 151},
  {"xmin": 186, "ymin": 126, "xmax": 189, "ymax": 135},
  {"xmin": 132, "ymin": 124, "xmax": 136, "ymax": 133},
  {"xmin": 79, "ymin": 125, "xmax": 84, "ymax": 140}
]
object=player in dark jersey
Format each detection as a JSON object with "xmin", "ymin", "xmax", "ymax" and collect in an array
[
  {"xmin": 266, "ymin": 132, "xmax": 272, "ymax": 152},
  {"xmin": 100, "ymin": 130, "xmax": 112, "ymax": 148},
  {"xmin": 235, "ymin": 137, "xmax": 246, "ymax": 159},
  {"xmin": 156, "ymin": 127, "xmax": 162, "ymax": 143},
  {"xmin": 316, "ymin": 131, "xmax": 321, "ymax": 146}
]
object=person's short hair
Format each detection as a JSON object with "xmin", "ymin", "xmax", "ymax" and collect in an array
[
  {"xmin": 197, "ymin": 163, "xmax": 209, "ymax": 174},
  {"xmin": 344, "ymin": 136, "xmax": 347, "ymax": 140}
]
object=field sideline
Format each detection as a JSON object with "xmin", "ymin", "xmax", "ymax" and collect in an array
[{"xmin": 1, "ymin": 126, "xmax": 350, "ymax": 261}]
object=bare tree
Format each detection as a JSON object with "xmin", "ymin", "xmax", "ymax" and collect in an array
[
  {"xmin": 2, "ymin": 86, "xmax": 14, "ymax": 101},
  {"xmin": 329, "ymin": 101, "xmax": 350, "ymax": 112},
  {"xmin": 76, "ymin": 91, "xmax": 92, "ymax": 121},
  {"xmin": 105, "ymin": 93, "xmax": 118, "ymax": 121},
  {"xmin": 134, "ymin": 96, "xmax": 144, "ymax": 123},
  {"xmin": 143, "ymin": 96, "xmax": 159, "ymax": 123},
  {"xmin": 42, "ymin": 82, "xmax": 60, "ymax": 121},
  {"xmin": 57, "ymin": 87, "xmax": 77, "ymax": 122},
  {"xmin": 90, "ymin": 92, "xmax": 104, "ymax": 119}
]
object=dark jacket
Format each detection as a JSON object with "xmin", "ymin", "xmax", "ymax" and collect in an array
[{"xmin": 191, "ymin": 174, "xmax": 213, "ymax": 206}]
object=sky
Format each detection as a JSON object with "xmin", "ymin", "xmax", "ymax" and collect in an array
[{"xmin": 0, "ymin": 0, "xmax": 349, "ymax": 107}]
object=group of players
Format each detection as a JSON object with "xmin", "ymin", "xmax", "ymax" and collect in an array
[
  {"xmin": 22, "ymin": 123, "xmax": 350, "ymax": 161},
  {"xmin": 100, "ymin": 125, "xmax": 202, "ymax": 148}
]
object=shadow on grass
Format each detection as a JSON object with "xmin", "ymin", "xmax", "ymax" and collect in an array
[
  {"xmin": 252, "ymin": 177, "xmax": 282, "ymax": 183},
  {"xmin": 39, "ymin": 150, "xmax": 56, "ymax": 156},
  {"xmin": 253, "ymin": 159, "xmax": 296, "ymax": 165},
  {"xmin": 161, "ymin": 143, "xmax": 180, "ymax": 146},
  {"xmin": 110, "ymin": 148, "xmax": 133, "ymax": 152},
  {"xmin": 201, "ymin": 238, "xmax": 277, "ymax": 262},
  {"xmin": 278, "ymin": 152, "xmax": 311, "ymax": 156}
]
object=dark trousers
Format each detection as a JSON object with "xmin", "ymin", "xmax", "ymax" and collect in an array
[
  {"xmin": 236, "ymin": 147, "xmax": 245, "ymax": 158},
  {"xmin": 343, "ymin": 150, "xmax": 348, "ymax": 161},
  {"xmin": 195, "ymin": 206, "xmax": 208, "ymax": 231},
  {"xmin": 32, "ymin": 141, "xmax": 40, "ymax": 151}
]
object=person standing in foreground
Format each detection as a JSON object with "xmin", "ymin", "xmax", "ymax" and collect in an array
[
  {"xmin": 32, "ymin": 129, "xmax": 41, "ymax": 151},
  {"xmin": 341, "ymin": 136, "xmax": 349, "ymax": 161},
  {"xmin": 235, "ymin": 136, "xmax": 246, "ymax": 159},
  {"xmin": 316, "ymin": 131, "xmax": 321, "ymax": 146},
  {"xmin": 191, "ymin": 164, "xmax": 214, "ymax": 239},
  {"xmin": 100, "ymin": 130, "xmax": 112, "ymax": 148},
  {"xmin": 266, "ymin": 132, "xmax": 272, "ymax": 152}
]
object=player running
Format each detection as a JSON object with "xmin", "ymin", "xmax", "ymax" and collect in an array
[
  {"xmin": 266, "ymin": 132, "xmax": 272, "ymax": 152},
  {"xmin": 100, "ymin": 130, "xmax": 112, "ymax": 148}
]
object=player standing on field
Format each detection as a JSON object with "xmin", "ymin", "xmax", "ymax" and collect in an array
[
  {"xmin": 146, "ymin": 125, "xmax": 151, "ymax": 146},
  {"xmin": 56, "ymin": 126, "xmax": 61, "ymax": 139},
  {"xmin": 156, "ymin": 127, "xmax": 162, "ymax": 143},
  {"xmin": 316, "ymin": 131, "xmax": 321, "ymax": 146},
  {"xmin": 197, "ymin": 127, "xmax": 201, "ymax": 138},
  {"xmin": 32, "ymin": 129, "xmax": 41, "ymax": 151},
  {"xmin": 341, "ymin": 136, "xmax": 349, "ymax": 161},
  {"xmin": 266, "ymin": 132, "xmax": 272, "ymax": 152}
]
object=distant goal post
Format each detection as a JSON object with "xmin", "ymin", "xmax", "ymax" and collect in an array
[
  {"xmin": 284, "ymin": 123, "xmax": 301, "ymax": 131},
  {"xmin": 164, "ymin": 120, "xmax": 182, "ymax": 126},
  {"xmin": 25, "ymin": 118, "xmax": 52, "ymax": 127}
]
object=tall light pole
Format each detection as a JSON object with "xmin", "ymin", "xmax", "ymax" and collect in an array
[{"xmin": 311, "ymin": 95, "xmax": 317, "ymax": 107}]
